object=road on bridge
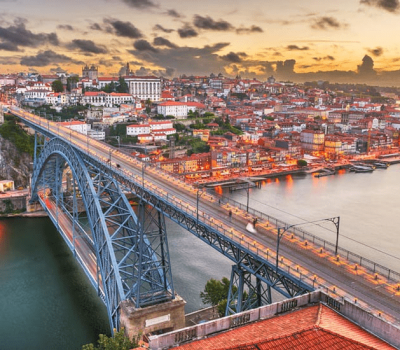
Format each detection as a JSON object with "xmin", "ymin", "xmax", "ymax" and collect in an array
[{"xmin": 11, "ymin": 106, "xmax": 400, "ymax": 326}]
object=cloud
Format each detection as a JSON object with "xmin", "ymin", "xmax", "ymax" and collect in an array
[
  {"xmin": 220, "ymin": 51, "xmax": 247, "ymax": 63},
  {"xmin": 121, "ymin": 0, "xmax": 157, "ymax": 9},
  {"xmin": 57, "ymin": 24, "xmax": 74, "ymax": 31},
  {"xmin": 286, "ymin": 45, "xmax": 309, "ymax": 51},
  {"xmin": 177, "ymin": 25, "xmax": 198, "ymax": 38},
  {"xmin": 69, "ymin": 39, "xmax": 108, "ymax": 54},
  {"xmin": 360, "ymin": 0, "xmax": 400, "ymax": 13},
  {"xmin": 90, "ymin": 23, "xmax": 102, "ymax": 31},
  {"xmin": 128, "ymin": 42, "xmax": 230, "ymax": 76},
  {"xmin": 20, "ymin": 50, "xmax": 83, "ymax": 67},
  {"xmin": 0, "ymin": 18, "xmax": 59, "ymax": 50},
  {"xmin": 311, "ymin": 16, "xmax": 347, "ymax": 30},
  {"xmin": 133, "ymin": 39, "xmax": 158, "ymax": 52},
  {"xmin": 193, "ymin": 15, "xmax": 234, "ymax": 31},
  {"xmin": 368, "ymin": 46, "xmax": 384, "ymax": 56},
  {"xmin": 153, "ymin": 36, "xmax": 178, "ymax": 48},
  {"xmin": 357, "ymin": 54, "xmax": 376, "ymax": 76},
  {"xmin": 0, "ymin": 41, "xmax": 20, "ymax": 51},
  {"xmin": 313, "ymin": 55, "xmax": 335, "ymax": 61},
  {"xmin": 153, "ymin": 24, "xmax": 174, "ymax": 33},
  {"xmin": 236, "ymin": 25, "xmax": 263, "ymax": 34},
  {"xmin": 104, "ymin": 18, "xmax": 143, "ymax": 38},
  {"xmin": 166, "ymin": 9, "xmax": 182, "ymax": 18}
]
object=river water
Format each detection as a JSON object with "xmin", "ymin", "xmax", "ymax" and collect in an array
[{"xmin": 0, "ymin": 165, "xmax": 399, "ymax": 349}]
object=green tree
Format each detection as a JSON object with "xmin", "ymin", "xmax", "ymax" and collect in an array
[
  {"xmin": 82, "ymin": 328, "xmax": 139, "ymax": 350},
  {"xmin": 66, "ymin": 76, "xmax": 79, "ymax": 92},
  {"xmin": 117, "ymin": 77, "xmax": 129, "ymax": 93},
  {"xmin": 51, "ymin": 79, "xmax": 64, "ymax": 93},
  {"xmin": 173, "ymin": 123, "xmax": 186, "ymax": 132},
  {"xmin": 200, "ymin": 277, "xmax": 231, "ymax": 306},
  {"xmin": 297, "ymin": 159, "xmax": 308, "ymax": 167},
  {"xmin": 103, "ymin": 82, "xmax": 116, "ymax": 93}
]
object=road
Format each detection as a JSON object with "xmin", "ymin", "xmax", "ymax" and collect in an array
[{"xmin": 10, "ymin": 106, "xmax": 400, "ymax": 326}]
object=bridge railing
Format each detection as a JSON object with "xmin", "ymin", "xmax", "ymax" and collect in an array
[{"xmin": 219, "ymin": 196, "xmax": 400, "ymax": 284}]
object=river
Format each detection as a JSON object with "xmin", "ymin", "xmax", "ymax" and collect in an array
[{"xmin": 0, "ymin": 165, "xmax": 399, "ymax": 349}]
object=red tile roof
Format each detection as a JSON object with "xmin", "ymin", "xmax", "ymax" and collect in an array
[{"xmin": 176, "ymin": 305, "xmax": 395, "ymax": 350}]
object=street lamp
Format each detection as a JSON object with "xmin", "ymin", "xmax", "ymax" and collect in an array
[
  {"xmin": 276, "ymin": 225, "xmax": 295, "ymax": 271},
  {"xmin": 196, "ymin": 188, "xmax": 205, "ymax": 224},
  {"xmin": 275, "ymin": 216, "xmax": 340, "ymax": 271}
]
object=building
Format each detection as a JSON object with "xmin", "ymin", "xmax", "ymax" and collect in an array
[
  {"xmin": 82, "ymin": 92, "xmax": 133, "ymax": 107},
  {"xmin": 125, "ymin": 76, "xmax": 161, "ymax": 101},
  {"xmin": 59, "ymin": 121, "xmax": 90, "ymax": 135},
  {"xmin": 300, "ymin": 129, "xmax": 325, "ymax": 154},
  {"xmin": 82, "ymin": 64, "xmax": 98, "ymax": 81},
  {"xmin": 157, "ymin": 101, "xmax": 205, "ymax": 118},
  {"xmin": 148, "ymin": 290, "xmax": 399, "ymax": 349}
]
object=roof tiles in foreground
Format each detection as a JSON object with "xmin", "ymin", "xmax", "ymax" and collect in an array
[{"xmin": 176, "ymin": 304, "xmax": 395, "ymax": 350}]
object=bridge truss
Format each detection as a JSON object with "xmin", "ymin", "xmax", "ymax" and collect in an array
[{"xmin": 16, "ymin": 109, "xmax": 313, "ymax": 332}]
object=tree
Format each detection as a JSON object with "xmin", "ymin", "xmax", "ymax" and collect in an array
[
  {"xmin": 200, "ymin": 277, "xmax": 231, "ymax": 307},
  {"xmin": 82, "ymin": 328, "xmax": 139, "ymax": 350},
  {"xmin": 117, "ymin": 77, "xmax": 129, "ymax": 93},
  {"xmin": 66, "ymin": 76, "xmax": 79, "ymax": 92},
  {"xmin": 52, "ymin": 79, "xmax": 64, "ymax": 93},
  {"xmin": 297, "ymin": 159, "xmax": 308, "ymax": 167},
  {"xmin": 145, "ymin": 98, "xmax": 152, "ymax": 115}
]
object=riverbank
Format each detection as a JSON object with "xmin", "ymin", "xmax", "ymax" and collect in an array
[{"xmin": 0, "ymin": 210, "xmax": 48, "ymax": 218}]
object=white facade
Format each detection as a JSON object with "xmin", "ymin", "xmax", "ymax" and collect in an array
[
  {"xmin": 59, "ymin": 121, "xmax": 90, "ymax": 135},
  {"xmin": 83, "ymin": 92, "xmax": 133, "ymax": 107},
  {"xmin": 157, "ymin": 102, "xmax": 204, "ymax": 118},
  {"xmin": 127, "ymin": 124, "xmax": 151, "ymax": 136},
  {"xmin": 87, "ymin": 129, "xmax": 106, "ymax": 140},
  {"xmin": 24, "ymin": 89, "xmax": 48, "ymax": 100},
  {"xmin": 125, "ymin": 76, "xmax": 161, "ymax": 101}
]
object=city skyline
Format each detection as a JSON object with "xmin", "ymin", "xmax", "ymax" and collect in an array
[{"xmin": 1, "ymin": 0, "xmax": 400, "ymax": 84}]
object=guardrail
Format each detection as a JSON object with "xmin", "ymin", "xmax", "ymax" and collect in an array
[{"xmin": 219, "ymin": 195, "xmax": 400, "ymax": 284}]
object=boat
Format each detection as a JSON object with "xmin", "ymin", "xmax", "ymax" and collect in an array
[
  {"xmin": 314, "ymin": 168, "xmax": 335, "ymax": 178},
  {"xmin": 373, "ymin": 162, "xmax": 389, "ymax": 169},
  {"xmin": 349, "ymin": 165, "xmax": 374, "ymax": 173}
]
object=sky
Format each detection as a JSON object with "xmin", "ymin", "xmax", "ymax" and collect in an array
[{"xmin": 1, "ymin": 0, "xmax": 400, "ymax": 84}]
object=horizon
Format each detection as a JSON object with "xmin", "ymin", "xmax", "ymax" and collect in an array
[{"xmin": 1, "ymin": 0, "xmax": 400, "ymax": 85}]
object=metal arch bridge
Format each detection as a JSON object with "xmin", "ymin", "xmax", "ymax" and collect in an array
[{"xmin": 10, "ymin": 106, "xmax": 313, "ymax": 332}]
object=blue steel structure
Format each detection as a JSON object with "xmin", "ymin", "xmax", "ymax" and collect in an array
[
  {"xmin": 10, "ymin": 106, "xmax": 313, "ymax": 333},
  {"xmin": 30, "ymin": 134, "xmax": 174, "ymax": 332}
]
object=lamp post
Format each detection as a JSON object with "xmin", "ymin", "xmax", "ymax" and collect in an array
[
  {"xmin": 196, "ymin": 188, "xmax": 205, "ymax": 224},
  {"xmin": 275, "ymin": 216, "xmax": 340, "ymax": 271},
  {"xmin": 142, "ymin": 161, "xmax": 146, "ymax": 189},
  {"xmin": 276, "ymin": 225, "xmax": 296, "ymax": 271},
  {"xmin": 324, "ymin": 216, "xmax": 340, "ymax": 256}
]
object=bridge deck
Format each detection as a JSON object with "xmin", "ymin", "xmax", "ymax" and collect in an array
[{"xmin": 10, "ymin": 106, "xmax": 400, "ymax": 326}]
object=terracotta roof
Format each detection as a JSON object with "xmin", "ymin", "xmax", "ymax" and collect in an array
[{"xmin": 176, "ymin": 305, "xmax": 395, "ymax": 350}]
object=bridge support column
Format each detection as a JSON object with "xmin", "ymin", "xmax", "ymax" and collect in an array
[
  {"xmin": 120, "ymin": 294, "xmax": 186, "ymax": 341},
  {"xmin": 226, "ymin": 265, "xmax": 272, "ymax": 316}
]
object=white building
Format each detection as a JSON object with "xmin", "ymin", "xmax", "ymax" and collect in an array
[
  {"xmin": 82, "ymin": 92, "xmax": 133, "ymax": 107},
  {"xmin": 126, "ymin": 120, "xmax": 176, "ymax": 140},
  {"xmin": 126, "ymin": 124, "xmax": 151, "ymax": 136},
  {"xmin": 24, "ymin": 89, "xmax": 49, "ymax": 101},
  {"xmin": 87, "ymin": 129, "xmax": 106, "ymax": 141},
  {"xmin": 157, "ymin": 101, "xmax": 205, "ymax": 119},
  {"xmin": 46, "ymin": 93, "xmax": 68, "ymax": 106},
  {"xmin": 59, "ymin": 121, "xmax": 90, "ymax": 135},
  {"xmin": 125, "ymin": 76, "xmax": 161, "ymax": 101}
]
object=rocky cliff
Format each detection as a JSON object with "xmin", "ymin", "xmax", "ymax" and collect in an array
[{"xmin": 0, "ymin": 136, "xmax": 33, "ymax": 188}]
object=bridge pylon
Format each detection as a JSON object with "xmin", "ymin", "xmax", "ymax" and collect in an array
[{"xmin": 29, "ymin": 135, "xmax": 176, "ymax": 333}]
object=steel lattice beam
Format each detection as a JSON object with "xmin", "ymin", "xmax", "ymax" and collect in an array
[{"xmin": 30, "ymin": 138, "xmax": 174, "ymax": 332}]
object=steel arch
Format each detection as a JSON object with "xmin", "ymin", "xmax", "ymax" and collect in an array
[{"xmin": 30, "ymin": 137, "xmax": 174, "ymax": 331}]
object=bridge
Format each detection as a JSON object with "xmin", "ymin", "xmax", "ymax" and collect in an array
[{"xmin": 8, "ymin": 106, "xmax": 400, "ymax": 335}]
